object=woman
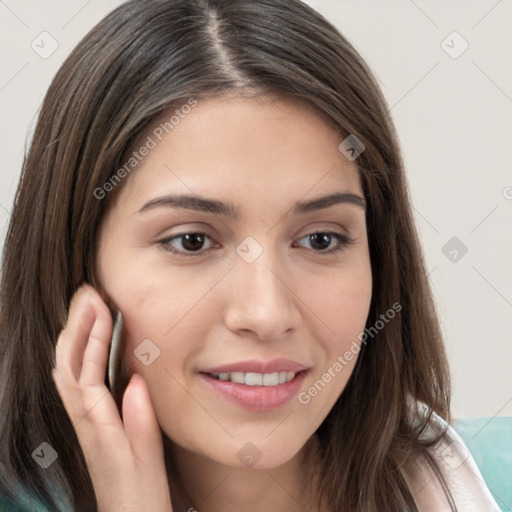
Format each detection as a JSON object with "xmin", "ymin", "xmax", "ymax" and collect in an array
[{"xmin": 0, "ymin": 0, "xmax": 501, "ymax": 511}]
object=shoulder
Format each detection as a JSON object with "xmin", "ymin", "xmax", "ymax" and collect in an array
[{"xmin": 404, "ymin": 410, "xmax": 501, "ymax": 512}]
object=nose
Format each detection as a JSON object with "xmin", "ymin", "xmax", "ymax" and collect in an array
[{"xmin": 223, "ymin": 248, "xmax": 301, "ymax": 341}]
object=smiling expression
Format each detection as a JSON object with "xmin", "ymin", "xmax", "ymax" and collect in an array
[{"xmin": 96, "ymin": 94, "xmax": 372, "ymax": 469}]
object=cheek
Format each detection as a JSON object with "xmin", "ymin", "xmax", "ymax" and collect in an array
[
  {"xmin": 295, "ymin": 261, "xmax": 372, "ymax": 417},
  {"xmin": 106, "ymin": 261, "xmax": 210, "ymax": 332},
  {"xmin": 104, "ymin": 263, "xmax": 229, "ymax": 376},
  {"xmin": 306, "ymin": 260, "xmax": 372, "ymax": 347}
]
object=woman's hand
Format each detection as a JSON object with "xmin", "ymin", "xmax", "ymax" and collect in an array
[{"xmin": 52, "ymin": 284, "xmax": 173, "ymax": 512}]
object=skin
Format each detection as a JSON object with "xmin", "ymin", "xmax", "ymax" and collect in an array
[{"xmin": 54, "ymin": 95, "xmax": 372, "ymax": 512}]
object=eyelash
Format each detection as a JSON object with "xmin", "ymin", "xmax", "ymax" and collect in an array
[{"xmin": 157, "ymin": 230, "xmax": 355, "ymax": 258}]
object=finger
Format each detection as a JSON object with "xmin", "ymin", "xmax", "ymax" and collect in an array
[
  {"xmin": 55, "ymin": 289, "xmax": 97, "ymax": 383},
  {"xmin": 78, "ymin": 293, "xmax": 113, "ymax": 387},
  {"xmin": 55, "ymin": 284, "xmax": 110, "ymax": 379},
  {"xmin": 122, "ymin": 374, "xmax": 172, "ymax": 507},
  {"xmin": 54, "ymin": 285, "xmax": 119, "ymax": 428},
  {"xmin": 55, "ymin": 284, "xmax": 112, "ymax": 385},
  {"xmin": 55, "ymin": 349, "xmax": 129, "ymax": 482},
  {"xmin": 123, "ymin": 374, "xmax": 167, "ymax": 470}
]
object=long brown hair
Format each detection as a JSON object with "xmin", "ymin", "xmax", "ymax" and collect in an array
[{"xmin": 0, "ymin": 0, "xmax": 451, "ymax": 510}]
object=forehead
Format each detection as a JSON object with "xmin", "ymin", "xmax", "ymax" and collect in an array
[{"xmin": 117, "ymin": 95, "xmax": 362, "ymax": 210}]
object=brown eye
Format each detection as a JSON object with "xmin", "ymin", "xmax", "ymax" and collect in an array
[
  {"xmin": 159, "ymin": 232, "xmax": 216, "ymax": 256},
  {"xmin": 295, "ymin": 231, "xmax": 354, "ymax": 254}
]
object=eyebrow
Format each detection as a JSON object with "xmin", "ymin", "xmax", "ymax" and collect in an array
[{"xmin": 138, "ymin": 191, "xmax": 366, "ymax": 217}]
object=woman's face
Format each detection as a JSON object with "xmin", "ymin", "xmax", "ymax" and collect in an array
[{"xmin": 96, "ymin": 95, "xmax": 372, "ymax": 469}]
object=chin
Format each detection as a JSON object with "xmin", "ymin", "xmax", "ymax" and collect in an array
[{"xmin": 169, "ymin": 429, "xmax": 310, "ymax": 471}]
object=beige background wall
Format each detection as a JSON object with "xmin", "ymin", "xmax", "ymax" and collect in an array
[{"xmin": 1, "ymin": 0, "xmax": 511, "ymax": 419}]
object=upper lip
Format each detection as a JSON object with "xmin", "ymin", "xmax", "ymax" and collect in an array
[{"xmin": 200, "ymin": 358, "xmax": 310, "ymax": 374}]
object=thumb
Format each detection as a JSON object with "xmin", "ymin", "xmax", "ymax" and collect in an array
[{"xmin": 123, "ymin": 373, "xmax": 166, "ymax": 469}]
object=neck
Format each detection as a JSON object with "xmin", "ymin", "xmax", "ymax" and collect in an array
[{"xmin": 164, "ymin": 435, "xmax": 325, "ymax": 512}]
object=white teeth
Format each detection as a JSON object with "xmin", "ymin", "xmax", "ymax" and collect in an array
[
  {"xmin": 245, "ymin": 372, "xmax": 263, "ymax": 386},
  {"xmin": 209, "ymin": 371, "xmax": 297, "ymax": 386},
  {"xmin": 262, "ymin": 373, "xmax": 279, "ymax": 386},
  {"xmin": 230, "ymin": 372, "xmax": 245, "ymax": 384}
]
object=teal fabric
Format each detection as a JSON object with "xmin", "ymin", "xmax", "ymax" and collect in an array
[{"xmin": 453, "ymin": 417, "xmax": 512, "ymax": 511}]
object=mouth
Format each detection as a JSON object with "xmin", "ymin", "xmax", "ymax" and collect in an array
[
  {"xmin": 204, "ymin": 370, "xmax": 299, "ymax": 386},
  {"xmin": 198, "ymin": 369, "xmax": 309, "ymax": 411}
]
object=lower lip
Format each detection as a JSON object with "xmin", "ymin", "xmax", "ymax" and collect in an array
[{"xmin": 199, "ymin": 371, "xmax": 308, "ymax": 411}]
